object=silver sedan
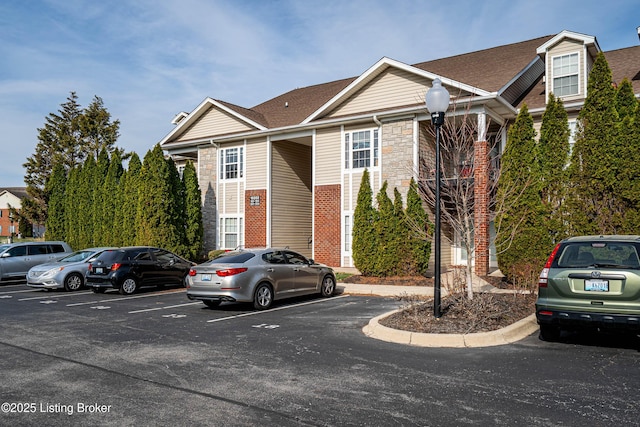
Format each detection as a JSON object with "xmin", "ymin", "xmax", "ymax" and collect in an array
[
  {"xmin": 186, "ymin": 248, "xmax": 336, "ymax": 310},
  {"xmin": 27, "ymin": 247, "xmax": 115, "ymax": 291}
]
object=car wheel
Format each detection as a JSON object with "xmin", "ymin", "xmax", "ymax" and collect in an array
[
  {"xmin": 539, "ymin": 324, "xmax": 561, "ymax": 342},
  {"xmin": 91, "ymin": 287, "xmax": 106, "ymax": 294},
  {"xmin": 253, "ymin": 283, "xmax": 273, "ymax": 310},
  {"xmin": 63, "ymin": 273, "xmax": 83, "ymax": 292},
  {"xmin": 320, "ymin": 275, "xmax": 335, "ymax": 297},
  {"xmin": 203, "ymin": 300, "xmax": 221, "ymax": 308},
  {"xmin": 119, "ymin": 277, "xmax": 139, "ymax": 295}
]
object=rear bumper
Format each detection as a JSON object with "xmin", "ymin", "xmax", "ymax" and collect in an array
[
  {"xmin": 86, "ymin": 276, "xmax": 117, "ymax": 289},
  {"xmin": 536, "ymin": 307, "xmax": 640, "ymax": 331},
  {"xmin": 187, "ymin": 293, "xmax": 238, "ymax": 303}
]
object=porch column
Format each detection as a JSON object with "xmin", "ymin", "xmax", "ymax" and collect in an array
[{"xmin": 474, "ymin": 113, "xmax": 490, "ymax": 276}]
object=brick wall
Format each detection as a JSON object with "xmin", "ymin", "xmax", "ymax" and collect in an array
[
  {"xmin": 314, "ymin": 184, "xmax": 341, "ymax": 267},
  {"xmin": 245, "ymin": 189, "xmax": 267, "ymax": 247},
  {"xmin": 473, "ymin": 139, "xmax": 490, "ymax": 276}
]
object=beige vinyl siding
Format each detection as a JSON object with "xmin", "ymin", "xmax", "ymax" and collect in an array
[
  {"xmin": 315, "ymin": 127, "xmax": 341, "ymax": 186},
  {"xmin": 327, "ymin": 68, "xmax": 428, "ymax": 118},
  {"xmin": 177, "ymin": 106, "xmax": 254, "ymax": 142},
  {"xmin": 271, "ymin": 141, "xmax": 313, "ymax": 257},
  {"xmin": 246, "ymin": 137, "xmax": 268, "ymax": 189},
  {"xmin": 219, "ymin": 181, "xmax": 244, "ymax": 215},
  {"xmin": 547, "ymin": 39, "xmax": 585, "ymax": 100}
]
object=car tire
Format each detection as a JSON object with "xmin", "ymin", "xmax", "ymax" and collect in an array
[
  {"xmin": 91, "ymin": 287, "xmax": 106, "ymax": 294},
  {"xmin": 119, "ymin": 277, "xmax": 139, "ymax": 295},
  {"xmin": 253, "ymin": 283, "xmax": 273, "ymax": 310},
  {"xmin": 320, "ymin": 275, "xmax": 336, "ymax": 297},
  {"xmin": 203, "ymin": 300, "xmax": 221, "ymax": 308},
  {"xmin": 63, "ymin": 273, "xmax": 83, "ymax": 292},
  {"xmin": 539, "ymin": 324, "xmax": 561, "ymax": 342}
]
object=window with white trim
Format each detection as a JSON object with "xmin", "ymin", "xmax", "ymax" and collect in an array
[
  {"xmin": 220, "ymin": 217, "xmax": 243, "ymax": 250},
  {"xmin": 219, "ymin": 147, "xmax": 244, "ymax": 180},
  {"xmin": 553, "ymin": 53, "xmax": 579, "ymax": 97},
  {"xmin": 344, "ymin": 129, "xmax": 379, "ymax": 169}
]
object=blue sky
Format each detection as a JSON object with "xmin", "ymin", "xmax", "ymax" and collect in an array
[{"xmin": 1, "ymin": 0, "xmax": 638, "ymax": 187}]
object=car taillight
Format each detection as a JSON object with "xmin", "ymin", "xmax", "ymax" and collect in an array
[
  {"xmin": 111, "ymin": 263, "xmax": 122, "ymax": 271},
  {"xmin": 216, "ymin": 267, "xmax": 248, "ymax": 277},
  {"xmin": 188, "ymin": 268, "xmax": 197, "ymax": 276},
  {"xmin": 88, "ymin": 263, "xmax": 92, "ymax": 271},
  {"xmin": 538, "ymin": 243, "xmax": 561, "ymax": 288}
]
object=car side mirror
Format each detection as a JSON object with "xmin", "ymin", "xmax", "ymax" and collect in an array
[{"xmin": 308, "ymin": 259, "xmax": 315, "ymax": 265}]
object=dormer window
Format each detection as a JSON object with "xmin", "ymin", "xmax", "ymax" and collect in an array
[{"xmin": 552, "ymin": 53, "xmax": 579, "ymax": 97}]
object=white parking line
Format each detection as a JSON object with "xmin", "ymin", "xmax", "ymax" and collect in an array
[
  {"xmin": 66, "ymin": 289, "xmax": 186, "ymax": 306},
  {"xmin": 206, "ymin": 295, "xmax": 349, "ymax": 323},
  {"xmin": 18, "ymin": 291, "xmax": 94, "ymax": 301},
  {"xmin": 0, "ymin": 289, "xmax": 40, "ymax": 294},
  {"xmin": 128, "ymin": 302, "xmax": 202, "ymax": 314}
]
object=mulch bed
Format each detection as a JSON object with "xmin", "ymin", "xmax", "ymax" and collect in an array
[{"xmin": 343, "ymin": 274, "xmax": 536, "ymax": 334}]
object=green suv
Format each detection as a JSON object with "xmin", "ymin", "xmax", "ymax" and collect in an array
[{"xmin": 536, "ymin": 235, "xmax": 640, "ymax": 341}]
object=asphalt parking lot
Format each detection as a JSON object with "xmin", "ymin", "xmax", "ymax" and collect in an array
[{"xmin": 1, "ymin": 280, "xmax": 639, "ymax": 426}]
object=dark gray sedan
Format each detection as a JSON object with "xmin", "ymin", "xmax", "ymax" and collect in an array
[{"xmin": 186, "ymin": 248, "xmax": 336, "ymax": 310}]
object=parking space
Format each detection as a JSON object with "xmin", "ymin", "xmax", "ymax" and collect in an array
[{"xmin": 1, "ymin": 280, "xmax": 638, "ymax": 426}]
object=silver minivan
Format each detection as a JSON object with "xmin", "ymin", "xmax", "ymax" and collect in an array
[{"xmin": 0, "ymin": 241, "xmax": 73, "ymax": 280}]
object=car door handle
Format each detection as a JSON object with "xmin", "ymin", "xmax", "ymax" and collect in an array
[{"xmin": 267, "ymin": 268, "xmax": 274, "ymax": 272}]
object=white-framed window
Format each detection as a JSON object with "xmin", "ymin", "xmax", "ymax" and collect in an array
[
  {"xmin": 344, "ymin": 129, "xmax": 379, "ymax": 169},
  {"xmin": 553, "ymin": 53, "xmax": 579, "ymax": 97},
  {"xmin": 220, "ymin": 216, "xmax": 243, "ymax": 250},
  {"xmin": 568, "ymin": 120, "xmax": 578, "ymax": 155},
  {"xmin": 219, "ymin": 147, "xmax": 244, "ymax": 180}
]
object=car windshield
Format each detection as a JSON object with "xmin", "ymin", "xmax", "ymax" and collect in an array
[
  {"xmin": 556, "ymin": 242, "xmax": 640, "ymax": 268},
  {"xmin": 207, "ymin": 252, "xmax": 255, "ymax": 264},
  {"xmin": 60, "ymin": 250, "xmax": 97, "ymax": 263}
]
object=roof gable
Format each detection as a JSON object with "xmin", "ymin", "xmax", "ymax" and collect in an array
[
  {"xmin": 303, "ymin": 57, "xmax": 488, "ymax": 124},
  {"xmin": 161, "ymin": 98, "xmax": 267, "ymax": 147}
]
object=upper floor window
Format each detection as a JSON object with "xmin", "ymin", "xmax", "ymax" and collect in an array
[
  {"xmin": 219, "ymin": 147, "xmax": 244, "ymax": 180},
  {"xmin": 553, "ymin": 53, "xmax": 579, "ymax": 97},
  {"xmin": 344, "ymin": 129, "xmax": 379, "ymax": 169}
]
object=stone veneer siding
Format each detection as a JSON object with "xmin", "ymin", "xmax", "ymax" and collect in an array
[
  {"xmin": 314, "ymin": 184, "xmax": 341, "ymax": 267},
  {"xmin": 381, "ymin": 118, "xmax": 415, "ymax": 199},
  {"xmin": 198, "ymin": 146, "xmax": 218, "ymax": 253},
  {"xmin": 244, "ymin": 189, "xmax": 267, "ymax": 247}
]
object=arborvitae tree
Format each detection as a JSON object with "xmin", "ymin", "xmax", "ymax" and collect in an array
[
  {"xmin": 374, "ymin": 182, "xmax": 397, "ymax": 276},
  {"xmin": 405, "ymin": 178, "xmax": 431, "ymax": 275},
  {"xmin": 392, "ymin": 188, "xmax": 407, "ymax": 275},
  {"xmin": 98, "ymin": 150, "xmax": 123, "ymax": 246},
  {"xmin": 136, "ymin": 145, "xmax": 182, "ymax": 253},
  {"xmin": 352, "ymin": 169, "xmax": 377, "ymax": 276},
  {"xmin": 538, "ymin": 94, "xmax": 570, "ymax": 244},
  {"xmin": 167, "ymin": 157, "xmax": 187, "ymax": 256},
  {"xmin": 77, "ymin": 156, "xmax": 96, "ymax": 249},
  {"xmin": 118, "ymin": 153, "xmax": 142, "ymax": 246},
  {"xmin": 92, "ymin": 149, "xmax": 110, "ymax": 246},
  {"xmin": 64, "ymin": 165, "xmax": 82, "ymax": 250},
  {"xmin": 566, "ymin": 52, "xmax": 620, "ymax": 234},
  {"xmin": 614, "ymin": 79, "xmax": 640, "ymax": 232},
  {"xmin": 44, "ymin": 163, "xmax": 67, "ymax": 241},
  {"xmin": 183, "ymin": 161, "xmax": 204, "ymax": 261},
  {"xmin": 495, "ymin": 104, "xmax": 547, "ymax": 279}
]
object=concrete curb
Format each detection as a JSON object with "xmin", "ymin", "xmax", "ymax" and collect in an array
[{"xmin": 362, "ymin": 311, "xmax": 538, "ymax": 348}]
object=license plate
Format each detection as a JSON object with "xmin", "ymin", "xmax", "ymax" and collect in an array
[
  {"xmin": 201, "ymin": 274, "xmax": 212, "ymax": 282},
  {"xmin": 95, "ymin": 267, "xmax": 104, "ymax": 274},
  {"xmin": 585, "ymin": 279, "xmax": 609, "ymax": 292}
]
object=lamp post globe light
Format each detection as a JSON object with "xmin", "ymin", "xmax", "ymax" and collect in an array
[{"xmin": 425, "ymin": 78, "xmax": 450, "ymax": 318}]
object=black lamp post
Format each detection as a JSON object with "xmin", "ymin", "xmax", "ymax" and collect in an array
[{"xmin": 425, "ymin": 78, "xmax": 450, "ymax": 318}]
